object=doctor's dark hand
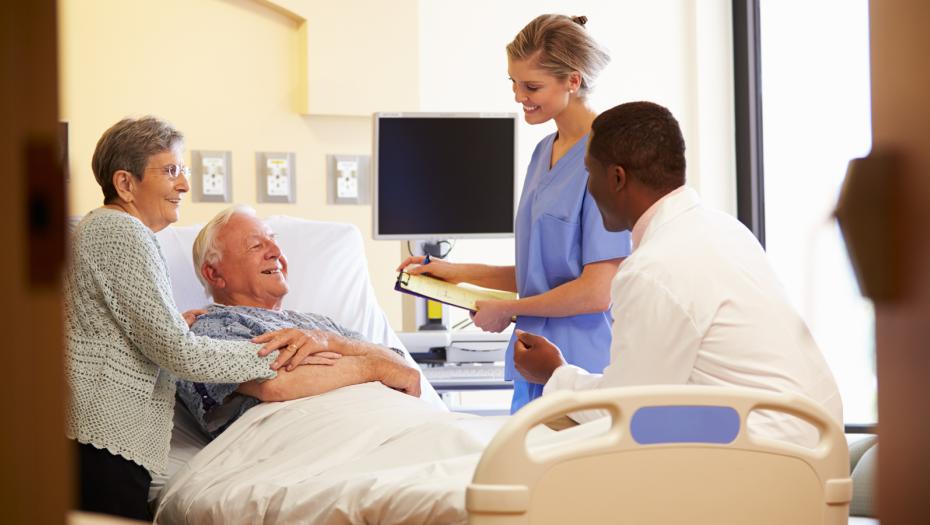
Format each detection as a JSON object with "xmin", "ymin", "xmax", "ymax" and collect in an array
[
  {"xmin": 396, "ymin": 256, "xmax": 466, "ymax": 284},
  {"xmin": 472, "ymin": 299, "xmax": 516, "ymax": 333},
  {"xmin": 513, "ymin": 329, "xmax": 567, "ymax": 384}
]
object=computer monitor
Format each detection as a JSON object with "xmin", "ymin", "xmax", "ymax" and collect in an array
[{"xmin": 373, "ymin": 112, "xmax": 518, "ymax": 240}]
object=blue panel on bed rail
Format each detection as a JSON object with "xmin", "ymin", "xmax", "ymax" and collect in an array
[{"xmin": 630, "ymin": 405, "xmax": 740, "ymax": 445}]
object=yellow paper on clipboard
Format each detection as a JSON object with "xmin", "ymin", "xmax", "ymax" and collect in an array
[{"xmin": 395, "ymin": 271, "xmax": 517, "ymax": 312}]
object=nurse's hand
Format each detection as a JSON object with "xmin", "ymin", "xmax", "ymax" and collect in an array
[
  {"xmin": 513, "ymin": 329, "xmax": 566, "ymax": 384},
  {"xmin": 396, "ymin": 256, "xmax": 465, "ymax": 284},
  {"xmin": 472, "ymin": 299, "xmax": 515, "ymax": 332}
]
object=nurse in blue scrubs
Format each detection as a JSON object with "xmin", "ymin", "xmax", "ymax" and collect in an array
[{"xmin": 399, "ymin": 14, "xmax": 631, "ymax": 412}]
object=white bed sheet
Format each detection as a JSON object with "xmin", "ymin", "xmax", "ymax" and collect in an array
[
  {"xmin": 154, "ymin": 383, "xmax": 616, "ymax": 524},
  {"xmin": 155, "ymin": 383, "xmax": 508, "ymax": 524}
]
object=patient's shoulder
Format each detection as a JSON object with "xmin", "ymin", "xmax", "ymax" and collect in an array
[
  {"xmin": 284, "ymin": 309, "xmax": 355, "ymax": 336},
  {"xmin": 193, "ymin": 305, "xmax": 294, "ymax": 338},
  {"xmin": 191, "ymin": 306, "xmax": 260, "ymax": 340}
]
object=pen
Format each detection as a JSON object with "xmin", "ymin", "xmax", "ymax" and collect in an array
[{"xmin": 423, "ymin": 254, "xmax": 431, "ymax": 265}]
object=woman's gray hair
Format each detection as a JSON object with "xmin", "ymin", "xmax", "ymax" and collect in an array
[
  {"xmin": 506, "ymin": 14, "xmax": 610, "ymax": 97},
  {"xmin": 91, "ymin": 116, "xmax": 184, "ymax": 204},
  {"xmin": 192, "ymin": 205, "xmax": 258, "ymax": 291}
]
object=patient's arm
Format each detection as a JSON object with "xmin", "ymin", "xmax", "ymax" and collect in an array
[
  {"xmin": 254, "ymin": 327, "xmax": 412, "ymax": 373},
  {"xmin": 239, "ymin": 350, "xmax": 421, "ymax": 402}
]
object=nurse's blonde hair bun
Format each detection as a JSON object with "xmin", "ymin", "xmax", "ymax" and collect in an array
[{"xmin": 506, "ymin": 14, "xmax": 608, "ymax": 97}]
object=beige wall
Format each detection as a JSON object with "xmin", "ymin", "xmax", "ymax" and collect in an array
[
  {"xmin": 418, "ymin": 0, "xmax": 736, "ymax": 216},
  {"xmin": 60, "ymin": 0, "xmax": 734, "ymax": 332},
  {"xmin": 59, "ymin": 0, "xmax": 410, "ymax": 328}
]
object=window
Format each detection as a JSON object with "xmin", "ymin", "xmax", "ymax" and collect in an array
[{"xmin": 756, "ymin": 0, "xmax": 875, "ymax": 423}]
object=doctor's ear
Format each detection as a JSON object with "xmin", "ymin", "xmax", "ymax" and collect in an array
[
  {"xmin": 610, "ymin": 164, "xmax": 628, "ymax": 192},
  {"xmin": 111, "ymin": 170, "xmax": 136, "ymax": 203}
]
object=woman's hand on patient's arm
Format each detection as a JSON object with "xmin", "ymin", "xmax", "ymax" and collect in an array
[
  {"xmin": 237, "ymin": 351, "xmax": 420, "ymax": 401},
  {"xmin": 253, "ymin": 328, "xmax": 408, "ymax": 373},
  {"xmin": 513, "ymin": 329, "xmax": 567, "ymax": 384},
  {"xmin": 253, "ymin": 328, "xmax": 355, "ymax": 371}
]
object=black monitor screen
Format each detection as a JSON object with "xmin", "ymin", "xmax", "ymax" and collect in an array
[{"xmin": 375, "ymin": 114, "xmax": 516, "ymax": 239}]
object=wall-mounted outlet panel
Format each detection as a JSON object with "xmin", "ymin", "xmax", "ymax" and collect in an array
[
  {"xmin": 191, "ymin": 150, "xmax": 232, "ymax": 202},
  {"xmin": 336, "ymin": 159, "xmax": 359, "ymax": 199},
  {"xmin": 256, "ymin": 152, "xmax": 296, "ymax": 203},
  {"xmin": 327, "ymin": 154, "xmax": 370, "ymax": 205}
]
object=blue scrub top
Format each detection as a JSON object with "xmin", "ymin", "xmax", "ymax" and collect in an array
[{"xmin": 507, "ymin": 132, "xmax": 632, "ymax": 412}]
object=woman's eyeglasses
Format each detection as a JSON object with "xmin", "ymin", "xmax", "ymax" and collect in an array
[{"xmin": 145, "ymin": 164, "xmax": 191, "ymax": 180}]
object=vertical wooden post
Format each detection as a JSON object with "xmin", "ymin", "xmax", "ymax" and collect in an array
[
  {"xmin": 0, "ymin": 1, "xmax": 70, "ymax": 524},
  {"xmin": 869, "ymin": 0, "xmax": 930, "ymax": 522}
]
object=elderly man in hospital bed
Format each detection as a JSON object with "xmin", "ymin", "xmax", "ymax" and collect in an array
[
  {"xmin": 157, "ymin": 207, "xmax": 513, "ymax": 524},
  {"xmin": 514, "ymin": 101, "xmax": 843, "ymax": 447},
  {"xmin": 175, "ymin": 205, "xmax": 422, "ymax": 437}
]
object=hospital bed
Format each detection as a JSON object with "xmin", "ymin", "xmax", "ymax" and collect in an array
[{"xmin": 147, "ymin": 216, "xmax": 866, "ymax": 524}]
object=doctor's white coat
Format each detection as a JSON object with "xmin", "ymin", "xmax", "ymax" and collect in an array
[{"xmin": 544, "ymin": 187, "xmax": 843, "ymax": 446}]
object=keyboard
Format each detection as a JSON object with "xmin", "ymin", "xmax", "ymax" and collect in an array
[{"xmin": 421, "ymin": 363, "xmax": 506, "ymax": 382}]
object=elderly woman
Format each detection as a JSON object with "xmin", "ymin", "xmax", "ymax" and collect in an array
[{"xmin": 64, "ymin": 116, "xmax": 305, "ymax": 520}]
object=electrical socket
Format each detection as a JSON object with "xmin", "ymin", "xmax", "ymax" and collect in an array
[
  {"xmin": 256, "ymin": 152, "xmax": 296, "ymax": 203},
  {"xmin": 191, "ymin": 150, "xmax": 232, "ymax": 202},
  {"xmin": 336, "ymin": 159, "xmax": 359, "ymax": 199},
  {"xmin": 327, "ymin": 154, "xmax": 370, "ymax": 205}
]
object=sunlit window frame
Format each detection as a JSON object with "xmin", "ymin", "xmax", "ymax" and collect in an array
[{"xmin": 731, "ymin": 0, "xmax": 876, "ymax": 433}]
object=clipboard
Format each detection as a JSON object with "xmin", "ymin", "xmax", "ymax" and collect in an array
[{"xmin": 395, "ymin": 271, "xmax": 517, "ymax": 312}]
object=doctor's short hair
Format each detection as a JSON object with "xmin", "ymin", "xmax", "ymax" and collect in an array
[
  {"xmin": 192, "ymin": 205, "xmax": 258, "ymax": 290},
  {"xmin": 506, "ymin": 14, "xmax": 610, "ymax": 97},
  {"xmin": 589, "ymin": 101, "xmax": 686, "ymax": 192},
  {"xmin": 91, "ymin": 116, "xmax": 184, "ymax": 204}
]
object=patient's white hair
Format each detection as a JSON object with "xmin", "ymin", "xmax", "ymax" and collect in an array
[{"xmin": 192, "ymin": 205, "xmax": 257, "ymax": 292}]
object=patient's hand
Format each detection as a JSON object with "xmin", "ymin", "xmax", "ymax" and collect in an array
[
  {"xmin": 513, "ymin": 329, "xmax": 567, "ymax": 384},
  {"xmin": 368, "ymin": 353, "xmax": 422, "ymax": 397}
]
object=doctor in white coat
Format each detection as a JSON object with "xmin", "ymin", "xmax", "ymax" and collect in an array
[{"xmin": 513, "ymin": 101, "xmax": 842, "ymax": 446}]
